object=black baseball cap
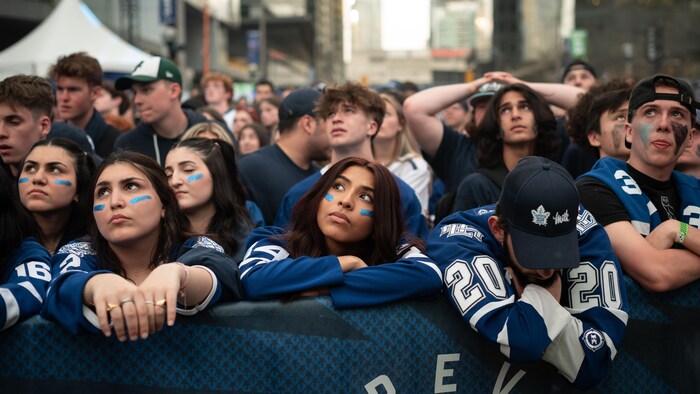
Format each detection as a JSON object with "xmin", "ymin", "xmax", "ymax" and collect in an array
[
  {"xmin": 628, "ymin": 74, "xmax": 700, "ymax": 115},
  {"xmin": 279, "ymin": 88, "xmax": 321, "ymax": 122},
  {"xmin": 625, "ymin": 74, "xmax": 700, "ymax": 148},
  {"xmin": 562, "ymin": 59, "xmax": 597, "ymax": 82},
  {"xmin": 499, "ymin": 157, "xmax": 580, "ymax": 270}
]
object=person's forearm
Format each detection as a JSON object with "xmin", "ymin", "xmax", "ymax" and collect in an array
[
  {"xmin": 523, "ymin": 82, "xmax": 584, "ymax": 110},
  {"xmin": 178, "ymin": 265, "xmax": 214, "ymax": 306},
  {"xmin": 404, "ymin": 78, "xmax": 489, "ymax": 116}
]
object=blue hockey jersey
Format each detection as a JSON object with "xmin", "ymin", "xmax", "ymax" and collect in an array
[
  {"xmin": 41, "ymin": 236, "xmax": 242, "ymax": 334},
  {"xmin": 579, "ymin": 157, "xmax": 700, "ymax": 235},
  {"xmin": 427, "ymin": 205, "xmax": 629, "ymax": 390},
  {"xmin": 0, "ymin": 238, "xmax": 51, "ymax": 330},
  {"xmin": 273, "ymin": 171, "xmax": 429, "ymax": 239},
  {"xmin": 240, "ymin": 226, "xmax": 442, "ymax": 308}
]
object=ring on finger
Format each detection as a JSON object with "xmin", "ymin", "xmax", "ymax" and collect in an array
[
  {"xmin": 107, "ymin": 303, "xmax": 120, "ymax": 312},
  {"xmin": 155, "ymin": 299, "xmax": 166, "ymax": 307},
  {"xmin": 145, "ymin": 300, "xmax": 154, "ymax": 305},
  {"xmin": 120, "ymin": 297, "xmax": 134, "ymax": 305}
]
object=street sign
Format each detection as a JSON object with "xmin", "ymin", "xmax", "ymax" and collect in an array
[{"xmin": 570, "ymin": 29, "xmax": 588, "ymax": 58}]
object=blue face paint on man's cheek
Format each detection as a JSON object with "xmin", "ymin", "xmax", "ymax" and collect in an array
[{"xmin": 637, "ymin": 122, "xmax": 653, "ymax": 146}]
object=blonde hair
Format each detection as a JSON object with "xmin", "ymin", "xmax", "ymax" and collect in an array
[
  {"xmin": 181, "ymin": 122, "xmax": 234, "ymax": 146},
  {"xmin": 381, "ymin": 92, "xmax": 420, "ymax": 162}
]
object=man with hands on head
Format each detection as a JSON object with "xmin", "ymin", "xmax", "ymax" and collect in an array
[{"xmin": 404, "ymin": 72, "xmax": 583, "ymax": 193}]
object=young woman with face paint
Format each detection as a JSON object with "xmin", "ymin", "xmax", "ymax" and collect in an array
[
  {"xmin": 0, "ymin": 165, "xmax": 52, "ymax": 329},
  {"xmin": 18, "ymin": 138, "xmax": 95, "ymax": 255},
  {"xmin": 165, "ymin": 138, "xmax": 258, "ymax": 262},
  {"xmin": 239, "ymin": 157, "xmax": 443, "ymax": 308},
  {"xmin": 41, "ymin": 151, "xmax": 242, "ymax": 342}
]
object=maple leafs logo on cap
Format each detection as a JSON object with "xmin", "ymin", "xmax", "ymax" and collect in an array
[{"xmin": 531, "ymin": 205, "xmax": 550, "ymax": 226}]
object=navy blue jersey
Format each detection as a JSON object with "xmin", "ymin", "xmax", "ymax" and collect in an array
[
  {"xmin": 427, "ymin": 205, "xmax": 629, "ymax": 390},
  {"xmin": 0, "ymin": 238, "xmax": 51, "ymax": 329},
  {"xmin": 240, "ymin": 226, "xmax": 442, "ymax": 308},
  {"xmin": 580, "ymin": 157, "xmax": 700, "ymax": 234},
  {"xmin": 41, "ymin": 236, "xmax": 241, "ymax": 334},
  {"xmin": 273, "ymin": 171, "xmax": 429, "ymax": 239}
]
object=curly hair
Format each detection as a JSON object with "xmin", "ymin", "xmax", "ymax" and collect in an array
[
  {"xmin": 284, "ymin": 157, "xmax": 423, "ymax": 266},
  {"xmin": 567, "ymin": 79, "xmax": 632, "ymax": 155},
  {"xmin": 316, "ymin": 82, "xmax": 385, "ymax": 135},
  {"xmin": 475, "ymin": 84, "xmax": 559, "ymax": 168}
]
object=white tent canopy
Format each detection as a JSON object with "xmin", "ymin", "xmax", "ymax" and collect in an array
[{"xmin": 0, "ymin": 0, "xmax": 151, "ymax": 79}]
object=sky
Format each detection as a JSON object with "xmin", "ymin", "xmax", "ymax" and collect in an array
[{"xmin": 380, "ymin": 0, "xmax": 431, "ymax": 51}]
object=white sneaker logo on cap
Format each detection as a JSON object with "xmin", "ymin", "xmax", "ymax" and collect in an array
[{"xmin": 531, "ymin": 205, "xmax": 550, "ymax": 226}]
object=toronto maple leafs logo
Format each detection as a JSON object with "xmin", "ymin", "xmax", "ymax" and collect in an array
[
  {"xmin": 531, "ymin": 205, "xmax": 550, "ymax": 226},
  {"xmin": 583, "ymin": 328, "xmax": 605, "ymax": 351}
]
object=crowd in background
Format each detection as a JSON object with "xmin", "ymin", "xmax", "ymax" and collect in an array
[{"xmin": 1, "ymin": 49, "xmax": 699, "ymax": 390}]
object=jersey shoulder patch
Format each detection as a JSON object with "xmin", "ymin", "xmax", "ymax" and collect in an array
[{"xmin": 56, "ymin": 242, "xmax": 95, "ymax": 257}]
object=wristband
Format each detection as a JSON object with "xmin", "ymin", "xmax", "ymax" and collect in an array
[{"xmin": 676, "ymin": 222, "xmax": 689, "ymax": 244}]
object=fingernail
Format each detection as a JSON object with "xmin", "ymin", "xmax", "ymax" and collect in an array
[
  {"xmin": 142, "ymin": 332, "xmax": 148, "ymax": 339},
  {"xmin": 168, "ymin": 320, "xmax": 174, "ymax": 326}
]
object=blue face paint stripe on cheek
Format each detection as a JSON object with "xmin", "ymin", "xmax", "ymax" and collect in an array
[
  {"xmin": 130, "ymin": 195, "xmax": 152, "ymax": 205},
  {"xmin": 360, "ymin": 209, "xmax": 373, "ymax": 218},
  {"xmin": 324, "ymin": 193, "xmax": 334, "ymax": 202},
  {"xmin": 54, "ymin": 179, "xmax": 72, "ymax": 187},
  {"xmin": 18, "ymin": 177, "xmax": 29, "ymax": 184},
  {"xmin": 93, "ymin": 204, "xmax": 105, "ymax": 212},
  {"xmin": 187, "ymin": 173, "xmax": 204, "ymax": 183}
]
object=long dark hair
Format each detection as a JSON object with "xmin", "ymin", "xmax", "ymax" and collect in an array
[
  {"xmin": 284, "ymin": 157, "xmax": 422, "ymax": 266},
  {"xmin": 0, "ymin": 166, "xmax": 37, "ymax": 268},
  {"xmin": 23, "ymin": 137, "xmax": 96, "ymax": 243},
  {"xmin": 169, "ymin": 138, "xmax": 252, "ymax": 256},
  {"xmin": 476, "ymin": 84, "xmax": 559, "ymax": 168},
  {"xmin": 90, "ymin": 151, "xmax": 191, "ymax": 276}
]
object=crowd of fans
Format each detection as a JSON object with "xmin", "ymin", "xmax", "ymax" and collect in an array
[{"xmin": 1, "ymin": 50, "xmax": 699, "ymax": 390}]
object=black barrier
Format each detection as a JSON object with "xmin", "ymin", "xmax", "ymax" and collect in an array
[{"xmin": 0, "ymin": 275, "xmax": 698, "ymax": 393}]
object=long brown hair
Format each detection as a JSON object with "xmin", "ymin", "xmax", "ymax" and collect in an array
[
  {"xmin": 169, "ymin": 138, "xmax": 252, "ymax": 256},
  {"xmin": 90, "ymin": 151, "xmax": 191, "ymax": 276},
  {"xmin": 284, "ymin": 157, "xmax": 422, "ymax": 266}
]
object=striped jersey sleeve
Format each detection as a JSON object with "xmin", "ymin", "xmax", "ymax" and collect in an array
[
  {"xmin": 0, "ymin": 238, "xmax": 51, "ymax": 330},
  {"xmin": 427, "ymin": 205, "xmax": 628, "ymax": 390}
]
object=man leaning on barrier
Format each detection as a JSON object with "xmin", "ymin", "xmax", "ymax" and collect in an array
[{"xmin": 428, "ymin": 156, "xmax": 629, "ymax": 390}]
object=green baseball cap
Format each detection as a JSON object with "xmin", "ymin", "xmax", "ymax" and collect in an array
[{"xmin": 115, "ymin": 57, "xmax": 182, "ymax": 90}]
